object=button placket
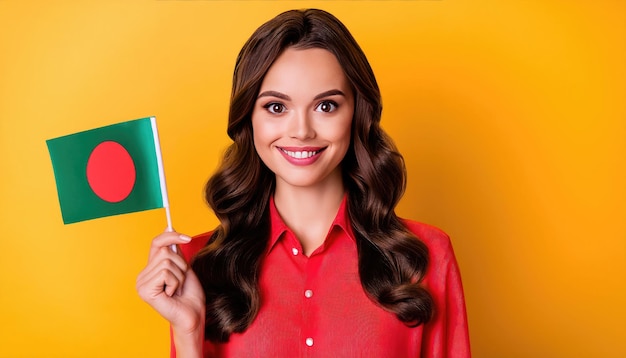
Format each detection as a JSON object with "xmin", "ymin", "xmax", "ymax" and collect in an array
[{"xmin": 301, "ymin": 254, "xmax": 323, "ymax": 352}]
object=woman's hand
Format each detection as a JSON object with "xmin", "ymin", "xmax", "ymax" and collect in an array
[{"xmin": 136, "ymin": 231, "xmax": 205, "ymax": 356}]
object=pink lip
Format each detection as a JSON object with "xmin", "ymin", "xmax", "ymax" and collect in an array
[{"xmin": 277, "ymin": 146, "xmax": 326, "ymax": 166}]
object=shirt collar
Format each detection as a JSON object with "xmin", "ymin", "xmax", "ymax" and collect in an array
[{"xmin": 267, "ymin": 194, "xmax": 354, "ymax": 254}]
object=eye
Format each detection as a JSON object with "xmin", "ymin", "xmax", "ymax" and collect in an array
[
  {"xmin": 315, "ymin": 100, "xmax": 338, "ymax": 113},
  {"xmin": 263, "ymin": 102, "xmax": 286, "ymax": 114}
]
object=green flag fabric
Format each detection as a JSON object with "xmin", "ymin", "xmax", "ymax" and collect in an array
[{"xmin": 46, "ymin": 117, "xmax": 167, "ymax": 224}]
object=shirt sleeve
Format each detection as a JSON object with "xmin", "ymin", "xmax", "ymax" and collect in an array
[{"xmin": 420, "ymin": 236, "xmax": 472, "ymax": 357}]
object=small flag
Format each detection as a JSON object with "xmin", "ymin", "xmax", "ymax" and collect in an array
[{"xmin": 46, "ymin": 117, "xmax": 171, "ymax": 225}]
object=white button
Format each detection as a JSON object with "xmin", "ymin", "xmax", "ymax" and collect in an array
[
  {"xmin": 292, "ymin": 248, "xmax": 299, "ymax": 256},
  {"xmin": 305, "ymin": 337, "xmax": 314, "ymax": 347},
  {"xmin": 304, "ymin": 289, "xmax": 313, "ymax": 298}
]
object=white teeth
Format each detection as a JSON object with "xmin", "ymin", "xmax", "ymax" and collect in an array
[{"xmin": 282, "ymin": 149, "xmax": 318, "ymax": 159}]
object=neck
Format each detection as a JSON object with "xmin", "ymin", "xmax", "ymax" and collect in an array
[{"xmin": 273, "ymin": 177, "xmax": 345, "ymax": 256}]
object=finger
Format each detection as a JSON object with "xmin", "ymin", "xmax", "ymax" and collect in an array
[
  {"xmin": 149, "ymin": 231, "xmax": 191, "ymax": 254},
  {"xmin": 180, "ymin": 267, "xmax": 205, "ymax": 302},
  {"xmin": 148, "ymin": 232, "xmax": 192, "ymax": 261},
  {"xmin": 148, "ymin": 246, "xmax": 189, "ymax": 272},
  {"xmin": 161, "ymin": 269, "xmax": 180, "ymax": 297},
  {"xmin": 138, "ymin": 258, "xmax": 187, "ymax": 299},
  {"xmin": 142, "ymin": 256, "xmax": 187, "ymax": 291},
  {"xmin": 137, "ymin": 249, "xmax": 188, "ymax": 287}
]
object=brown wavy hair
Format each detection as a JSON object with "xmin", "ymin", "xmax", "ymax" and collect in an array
[{"xmin": 192, "ymin": 8, "xmax": 433, "ymax": 342}]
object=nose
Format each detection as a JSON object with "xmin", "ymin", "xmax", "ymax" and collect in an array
[{"xmin": 288, "ymin": 110, "xmax": 316, "ymax": 140}]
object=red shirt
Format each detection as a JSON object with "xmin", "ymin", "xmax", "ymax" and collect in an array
[{"xmin": 176, "ymin": 196, "xmax": 470, "ymax": 357}]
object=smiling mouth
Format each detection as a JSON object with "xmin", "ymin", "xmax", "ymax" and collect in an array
[{"xmin": 279, "ymin": 147, "xmax": 325, "ymax": 159}]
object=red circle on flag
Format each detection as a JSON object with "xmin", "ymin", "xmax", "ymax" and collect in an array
[{"xmin": 86, "ymin": 141, "xmax": 136, "ymax": 203}]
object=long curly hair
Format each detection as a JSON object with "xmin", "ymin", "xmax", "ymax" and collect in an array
[{"xmin": 192, "ymin": 8, "xmax": 433, "ymax": 342}]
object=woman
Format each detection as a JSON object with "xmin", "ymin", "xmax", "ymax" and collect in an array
[{"xmin": 137, "ymin": 8, "xmax": 470, "ymax": 358}]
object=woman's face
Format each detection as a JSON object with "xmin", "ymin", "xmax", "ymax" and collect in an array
[{"xmin": 251, "ymin": 47, "xmax": 354, "ymax": 191}]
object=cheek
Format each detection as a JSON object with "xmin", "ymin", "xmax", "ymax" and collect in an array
[
  {"xmin": 336, "ymin": 116, "xmax": 353, "ymax": 149},
  {"xmin": 251, "ymin": 129, "xmax": 271, "ymax": 169},
  {"xmin": 251, "ymin": 117, "xmax": 278, "ymax": 167},
  {"xmin": 252, "ymin": 116, "xmax": 285, "ymax": 151},
  {"xmin": 253, "ymin": 129, "xmax": 272, "ymax": 151},
  {"xmin": 251, "ymin": 115, "xmax": 266, "ymax": 144}
]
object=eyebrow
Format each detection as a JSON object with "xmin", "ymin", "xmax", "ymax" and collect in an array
[
  {"xmin": 257, "ymin": 89, "xmax": 346, "ymax": 101},
  {"xmin": 314, "ymin": 89, "xmax": 346, "ymax": 100}
]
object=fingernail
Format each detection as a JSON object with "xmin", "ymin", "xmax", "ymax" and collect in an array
[{"xmin": 179, "ymin": 234, "xmax": 192, "ymax": 242}]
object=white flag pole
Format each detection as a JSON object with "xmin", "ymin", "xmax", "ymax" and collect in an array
[{"xmin": 150, "ymin": 117, "xmax": 177, "ymax": 252}]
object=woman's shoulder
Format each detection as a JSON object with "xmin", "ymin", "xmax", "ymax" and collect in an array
[
  {"xmin": 400, "ymin": 218, "xmax": 453, "ymax": 256},
  {"xmin": 179, "ymin": 231, "xmax": 213, "ymax": 262},
  {"xmin": 400, "ymin": 219, "xmax": 461, "ymax": 282}
]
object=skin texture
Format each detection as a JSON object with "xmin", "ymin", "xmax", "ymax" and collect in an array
[
  {"xmin": 252, "ymin": 47, "xmax": 354, "ymax": 192},
  {"xmin": 251, "ymin": 47, "xmax": 355, "ymax": 254}
]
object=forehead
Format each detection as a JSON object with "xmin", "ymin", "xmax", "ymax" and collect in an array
[{"xmin": 259, "ymin": 47, "xmax": 351, "ymax": 95}]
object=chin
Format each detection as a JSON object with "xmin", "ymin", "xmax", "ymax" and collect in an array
[{"xmin": 276, "ymin": 173, "xmax": 331, "ymax": 189}]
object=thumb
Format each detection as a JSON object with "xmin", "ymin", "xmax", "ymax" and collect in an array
[{"xmin": 180, "ymin": 268, "xmax": 205, "ymax": 303}]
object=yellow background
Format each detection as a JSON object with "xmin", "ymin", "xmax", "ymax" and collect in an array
[{"xmin": 1, "ymin": 1, "xmax": 624, "ymax": 357}]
